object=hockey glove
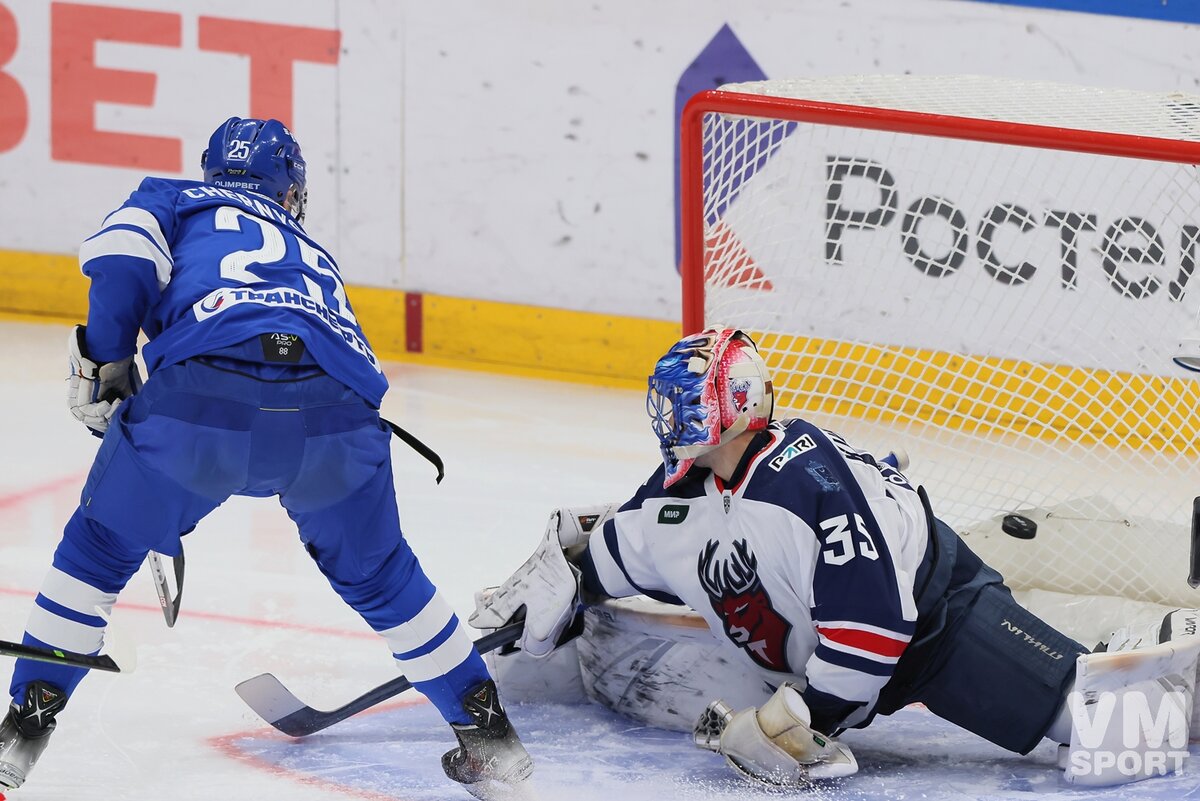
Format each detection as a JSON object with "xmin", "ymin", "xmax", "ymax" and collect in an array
[
  {"xmin": 694, "ymin": 683, "xmax": 858, "ymax": 785},
  {"xmin": 67, "ymin": 325, "xmax": 142, "ymax": 436},
  {"xmin": 469, "ymin": 504, "xmax": 617, "ymax": 657}
]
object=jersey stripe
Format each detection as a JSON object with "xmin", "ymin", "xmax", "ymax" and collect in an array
[
  {"xmin": 80, "ymin": 228, "xmax": 173, "ymax": 290},
  {"xmin": 393, "ymin": 615, "xmax": 458, "ymax": 661},
  {"xmin": 817, "ymin": 629, "xmax": 906, "ymax": 663},
  {"xmin": 24, "ymin": 604, "xmax": 105, "ymax": 655},
  {"xmin": 808, "ymin": 647, "xmax": 892, "ymax": 701},
  {"xmin": 583, "ymin": 520, "xmax": 639, "ymax": 597},
  {"xmin": 40, "ymin": 566, "xmax": 119, "ymax": 617},
  {"xmin": 817, "ymin": 622, "xmax": 911, "ymax": 659},
  {"xmin": 33, "ymin": 594, "xmax": 105, "ymax": 628},
  {"xmin": 612, "ymin": 524, "xmax": 685, "ymax": 605},
  {"xmin": 100, "ymin": 206, "xmax": 171, "ymax": 257},
  {"xmin": 378, "ymin": 592, "xmax": 454, "ymax": 655},
  {"xmin": 394, "ymin": 620, "xmax": 475, "ymax": 683}
]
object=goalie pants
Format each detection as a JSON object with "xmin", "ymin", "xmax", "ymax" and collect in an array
[
  {"xmin": 872, "ymin": 517, "xmax": 1088, "ymax": 754},
  {"xmin": 9, "ymin": 355, "xmax": 488, "ymax": 724}
]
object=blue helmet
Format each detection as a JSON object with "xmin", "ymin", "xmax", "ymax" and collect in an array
[
  {"xmin": 201, "ymin": 117, "xmax": 307, "ymax": 223},
  {"xmin": 647, "ymin": 328, "xmax": 774, "ymax": 487}
]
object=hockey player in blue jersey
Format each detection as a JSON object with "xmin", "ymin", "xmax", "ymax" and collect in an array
[
  {"xmin": 473, "ymin": 327, "xmax": 1199, "ymax": 786},
  {"xmin": 0, "ymin": 117, "xmax": 530, "ymax": 798}
]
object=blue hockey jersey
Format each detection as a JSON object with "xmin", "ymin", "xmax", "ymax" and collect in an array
[
  {"xmin": 582, "ymin": 419, "xmax": 931, "ymax": 730},
  {"xmin": 78, "ymin": 177, "xmax": 386, "ymax": 407}
]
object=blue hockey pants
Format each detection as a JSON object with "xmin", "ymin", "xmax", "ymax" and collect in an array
[{"xmin": 9, "ymin": 357, "xmax": 488, "ymax": 724}]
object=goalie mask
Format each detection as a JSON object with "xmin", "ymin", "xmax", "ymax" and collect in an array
[
  {"xmin": 201, "ymin": 117, "xmax": 308, "ymax": 224},
  {"xmin": 647, "ymin": 328, "xmax": 774, "ymax": 488}
]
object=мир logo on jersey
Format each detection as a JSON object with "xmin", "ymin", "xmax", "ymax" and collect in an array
[{"xmin": 697, "ymin": 539, "xmax": 791, "ymax": 672}]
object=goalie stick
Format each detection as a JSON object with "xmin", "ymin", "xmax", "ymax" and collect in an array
[{"xmin": 235, "ymin": 621, "xmax": 524, "ymax": 737}]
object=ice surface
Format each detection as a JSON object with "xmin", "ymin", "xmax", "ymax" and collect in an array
[{"xmin": 225, "ymin": 698, "xmax": 1199, "ymax": 801}]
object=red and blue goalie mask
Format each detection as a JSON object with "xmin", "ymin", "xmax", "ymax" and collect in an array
[{"xmin": 646, "ymin": 328, "xmax": 774, "ymax": 488}]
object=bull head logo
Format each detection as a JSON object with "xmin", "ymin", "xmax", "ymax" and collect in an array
[{"xmin": 697, "ymin": 539, "xmax": 792, "ymax": 672}]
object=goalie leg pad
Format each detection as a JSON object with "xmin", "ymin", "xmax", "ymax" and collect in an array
[
  {"xmin": 578, "ymin": 598, "xmax": 776, "ymax": 732},
  {"xmin": 475, "ymin": 589, "xmax": 588, "ymax": 704},
  {"xmin": 1103, "ymin": 608, "xmax": 1200, "ymax": 654},
  {"xmin": 1099, "ymin": 608, "xmax": 1200, "ymax": 733},
  {"xmin": 1063, "ymin": 637, "xmax": 1200, "ymax": 786}
]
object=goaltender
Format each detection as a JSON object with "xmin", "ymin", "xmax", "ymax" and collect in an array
[{"xmin": 473, "ymin": 327, "xmax": 1200, "ymax": 788}]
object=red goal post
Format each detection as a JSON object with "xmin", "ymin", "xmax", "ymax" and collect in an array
[{"xmin": 678, "ymin": 76, "xmax": 1200, "ymax": 610}]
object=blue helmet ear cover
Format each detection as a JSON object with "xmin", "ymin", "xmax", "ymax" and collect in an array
[{"xmin": 201, "ymin": 117, "xmax": 307, "ymax": 223}]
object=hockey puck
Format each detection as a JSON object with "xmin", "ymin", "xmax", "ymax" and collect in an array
[{"xmin": 1001, "ymin": 513, "xmax": 1038, "ymax": 539}]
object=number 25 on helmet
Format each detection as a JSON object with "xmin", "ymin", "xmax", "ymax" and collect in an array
[{"xmin": 200, "ymin": 117, "xmax": 308, "ymax": 224}]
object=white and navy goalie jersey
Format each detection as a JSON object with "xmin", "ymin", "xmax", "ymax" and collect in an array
[
  {"xmin": 580, "ymin": 419, "xmax": 931, "ymax": 731},
  {"xmin": 79, "ymin": 177, "xmax": 386, "ymax": 407}
]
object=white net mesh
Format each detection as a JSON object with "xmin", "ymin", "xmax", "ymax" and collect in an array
[
  {"xmin": 725, "ymin": 75, "xmax": 1200, "ymax": 140},
  {"xmin": 687, "ymin": 75, "xmax": 1200, "ymax": 607}
]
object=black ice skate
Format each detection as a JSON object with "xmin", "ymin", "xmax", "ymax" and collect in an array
[
  {"xmin": 442, "ymin": 679, "xmax": 533, "ymax": 800},
  {"xmin": 0, "ymin": 680, "xmax": 67, "ymax": 789}
]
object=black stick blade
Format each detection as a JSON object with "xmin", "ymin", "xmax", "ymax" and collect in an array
[
  {"xmin": 235, "ymin": 621, "xmax": 524, "ymax": 737},
  {"xmin": 0, "ymin": 640, "xmax": 123, "ymax": 672}
]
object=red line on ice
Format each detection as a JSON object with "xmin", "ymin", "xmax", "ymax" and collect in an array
[
  {"xmin": 208, "ymin": 697, "xmax": 429, "ymax": 801},
  {"xmin": 0, "ymin": 471, "xmax": 85, "ymax": 509},
  {"xmin": 0, "ymin": 471, "xmax": 379, "ymax": 640},
  {"xmin": 0, "ymin": 587, "xmax": 379, "ymax": 641}
]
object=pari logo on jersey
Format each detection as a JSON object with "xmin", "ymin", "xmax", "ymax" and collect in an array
[
  {"xmin": 769, "ymin": 433, "xmax": 816, "ymax": 471},
  {"xmin": 697, "ymin": 539, "xmax": 791, "ymax": 672}
]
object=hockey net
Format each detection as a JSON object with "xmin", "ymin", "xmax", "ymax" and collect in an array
[{"xmin": 680, "ymin": 75, "xmax": 1200, "ymax": 621}]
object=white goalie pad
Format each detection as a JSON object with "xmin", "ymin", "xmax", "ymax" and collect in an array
[
  {"xmin": 485, "ymin": 638, "xmax": 589, "ymax": 705},
  {"xmin": 473, "ymin": 588, "xmax": 588, "ymax": 704},
  {"xmin": 1063, "ymin": 636, "xmax": 1200, "ymax": 786},
  {"xmin": 482, "ymin": 594, "xmax": 777, "ymax": 730},
  {"xmin": 957, "ymin": 495, "xmax": 1198, "ymax": 613},
  {"xmin": 577, "ymin": 597, "xmax": 777, "ymax": 732}
]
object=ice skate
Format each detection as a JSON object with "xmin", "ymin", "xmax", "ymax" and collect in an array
[
  {"xmin": 0, "ymin": 681, "xmax": 67, "ymax": 789},
  {"xmin": 442, "ymin": 679, "xmax": 533, "ymax": 800}
]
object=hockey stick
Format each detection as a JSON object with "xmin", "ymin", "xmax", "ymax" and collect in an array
[
  {"xmin": 85, "ymin": 430, "xmax": 188, "ymax": 629},
  {"xmin": 0, "ymin": 640, "xmax": 123, "ymax": 672},
  {"xmin": 235, "ymin": 621, "xmax": 524, "ymax": 737},
  {"xmin": 0, "ymin": 606, "xmax": 135, "ymax": 673},
  {"xmin": 148, "ymin": 548, "xmax": 185, "ymax": 627},
  {"xmin": 1189, "ymin": 496, "xmax": 1200, "ymax": 589}
]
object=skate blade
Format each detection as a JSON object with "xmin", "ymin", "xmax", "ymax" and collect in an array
[{"xmin": 462, "ymin": 756, "xmax": 536, "ymax": 801}]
